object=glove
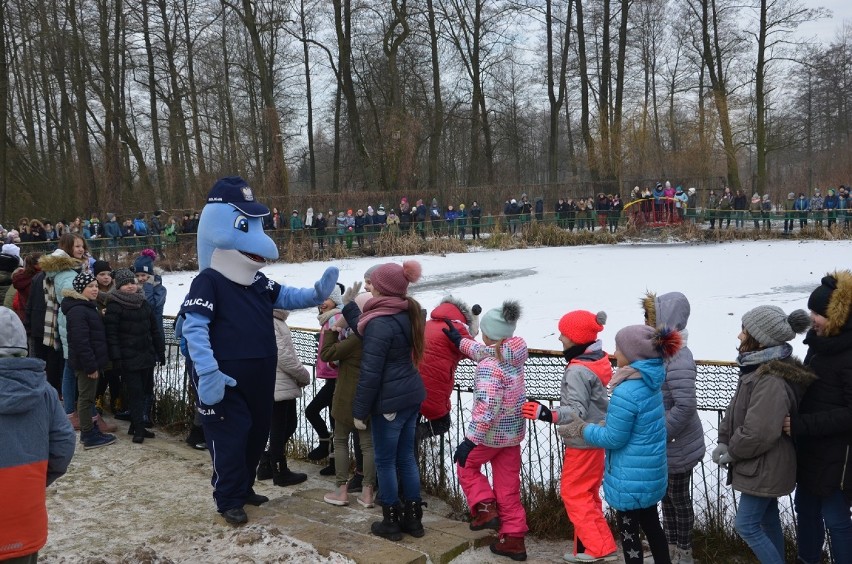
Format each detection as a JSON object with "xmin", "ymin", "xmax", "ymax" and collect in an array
[
  {"xmin": 521, "ymin": 401, "xmax": 557, "ymax": 423},
  {"xmin": 354, "ymin": 418, "xmax": 367, "ymax": 430},
  {"xmin": 342, "ymin": 281, "xmax": 362, "ymax": 305},
  {"xmin": 313, "ymin": 267, "xmax": 340, "ymax": 304},
  {"xmin": 198, "ymin": 369, "xmax": 237, "ymax": 405},
  {"xmin": 563, "ymin": 418, "xmax": 587, "ymax": 439},
  {"xmin": 718, "ymin": 452, "xmax": 733, "ymax": 466},
  {"xmin": 443, "ymin": 320, "xmax": 462, "ymax": 349},
  {"xmin": 711, "ymin": 443, "xmax": 729, "ymax": 464},
  {"xmin": 453, "ymin": 438, "xmax": 476, "ymax": 468}
]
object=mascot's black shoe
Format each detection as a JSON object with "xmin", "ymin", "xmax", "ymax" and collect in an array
[
  {"xmin": 222, "ymin": 507, "xmax": 248, "ymax": 525},
  {"xmin": 245, "ymin": 493, "xmax": 269, "ymax": 506}
]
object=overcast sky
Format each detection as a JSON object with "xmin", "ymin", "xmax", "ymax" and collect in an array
[{"xmin": 799, "ymin": 0, "xmax": 851, "ymax": 42}]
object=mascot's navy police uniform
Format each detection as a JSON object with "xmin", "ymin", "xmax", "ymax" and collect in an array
[{"xmin": 178, "ymin": 176, "xmax": 338, "ymax": 525}]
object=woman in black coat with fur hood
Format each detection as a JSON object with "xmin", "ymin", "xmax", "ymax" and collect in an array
[
  {"xmin": 104, "ymin": 269, "xmax": 165, "ymax": 443},
  {"xmin": 791, "ymin": 270, "xmax": 852, "ymax": 564}
]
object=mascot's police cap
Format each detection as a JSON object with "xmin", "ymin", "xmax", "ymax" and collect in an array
[{"xmin": 206, "ymin": 176, "xmax": 270, "ymax": 217}]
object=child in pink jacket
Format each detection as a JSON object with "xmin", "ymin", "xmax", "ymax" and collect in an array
[{"xmin": 445, "ymin": 300, "xmax": 528, "ymax": 561}]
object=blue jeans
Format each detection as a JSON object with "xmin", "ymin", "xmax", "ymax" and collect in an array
[
  {"xmin": 735, "ymin": 493, "xmax": 784, "ymax": 564},
  {"xmin": 371, "ymin": 405, "xmax": 421, "ymax": 506},
  {"xmin": 795, "ymin": 487, "xmax": 852, "ymax": 564},
  {"xmin": 62, "ymin": 361, "xmax": 77, "ymax": 414}
]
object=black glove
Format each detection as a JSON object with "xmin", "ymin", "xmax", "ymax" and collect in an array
[
  {"xmin": 443, "ymin": 320, "xmax": 462, "ymax": 349},
  {"xmin": 453, "ymin": 438, "xmax": 476, "ymax": 468}
]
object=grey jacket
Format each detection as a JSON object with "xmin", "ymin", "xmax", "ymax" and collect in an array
[
  {"xmin": 554, "ymin": 342, "xmax": 612, "ymax": 450},
  {"xmin": 719, "ymin": 357, "xmax": 815, "ymax": 497},
  {"xmin": 646, "ymin": 291, "xmax": 706, "ymax": 473}
]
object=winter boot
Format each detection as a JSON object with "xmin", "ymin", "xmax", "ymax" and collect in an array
[
  {"xmin": 257, "ymin": 451, "xmax": 273, "ymax": 481},
  {"xmin": 400, "ymin": 499, "xmax": 427, "ymax": 538},
  {"xmin": 673, "ymin": 547, "xmax": 695, "ymax": 564},
  {"xmin": 92, "ymin": 413, "xmax": 118, "ymax": 433},
  {"xmin": 307, "ymin": 436, "xmax": 331, "ymax": 460},
  {"xmin": 67, "ymin": 412, "xmax": 80, "ymax": 431},
  {"xmin": 347, "ymin": 471, "xmax": 364, "ymax": 492},
  {"xmin": 221, "ymin": 507, "xmax": 248, "ymax": 525},
  {"xmin": 272, "ymin": 457, "xmax": 308, "ymax": 487},
  {"xmin": 371, "ymin": 503, "xmax": 403, "ymax": 541},
  {"xmin": 357, "ymin": 484, "xmax": 375, "ymax": 508},
  {"xmin": 128, "ymin": 424, "xmax": 155, "ymax": 439},
  {"xmin": 490, "ymin": 534, "xmax": 527, "ymax": 561},
  {"xmin": 81, "ymin": 428, "xmax": 117, "ymax": 450},
  {"xmin": 319, "ymin": 455, "xmax": 336, "ymax": 476},
  {"xmin": 323, "ymin": 484, "xmax": 350, "ymax": 506},
  {"xmin": 470, "ymin": 499, "xmax": 501, "ymax": 531},
  {"xmin": 184, "ymin": 425, "xmax": 207, "ymax": 450}
]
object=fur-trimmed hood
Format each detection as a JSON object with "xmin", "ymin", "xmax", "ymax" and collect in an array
[
  {"xmin": 641, "ymin": 291, "xmax": 690, "ymax": 331},
  {"xmin": 38, "ymin": 252, "xmax": 81, "ymax": 275},
  {"xmin": 754, "ymin": 356, "xmax": 816, "ymax": 389},
  {"xmin": 431, "ymin": 295, "xmax": 480, "ymax": 337},
  {"xmin": 819, "ymin": 270, "xmax": 852, "ymax": 337},
  {"xmin": 60, "ymin": 288, "xmax": 93, "ymax": 302}
]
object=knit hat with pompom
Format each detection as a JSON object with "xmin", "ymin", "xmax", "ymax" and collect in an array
[
  {"xmin": 480, "ymin": 300, "xmax": 522, "ymax": 340},
  {"xmin": 558, "ymin": 310, "xmax": 607, "ymax": 345},
  {"xmin": 742, "ymin": 305, "xmax": 810, "ymax": 347},
  {"xmin": 370, "ymin": 260, "xmax": 422, "ymax": 298},
  {"xmin": 615, "ymin": 325, "xmax": 682, "ymax": 363}
]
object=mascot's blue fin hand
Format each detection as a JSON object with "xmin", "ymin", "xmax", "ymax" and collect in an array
[
  {"xmin": 198, "ymin": 369, "xmax": 237, "ymax": 406},
  {"xmin": 313, "ymin": 267, "xmax": 340, "ymax": 304}
]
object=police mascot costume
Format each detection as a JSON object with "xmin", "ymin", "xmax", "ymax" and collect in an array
[{"xmin": 179, "ymin": 176, "xmax": 338, "ymax": 525}]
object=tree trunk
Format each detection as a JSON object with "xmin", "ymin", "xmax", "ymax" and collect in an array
[
  {"xmin": 576, "ymin": 0, "xmax": 596, "ymax": 180},
  {"xmin": 426, "ymin": 0, "xmax": 443, "ymax": 190},
  {"xmin": 300, "ymin": 0, "xmax": 317, "ymax": 193}
]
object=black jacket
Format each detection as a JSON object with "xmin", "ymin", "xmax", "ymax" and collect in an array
[
  {"xmin": 794, "ymin": 327, "xmax": 852, "ymax": 498},
  {"xmin": 24, "ymin": 271, "xmax": 47, "ymax": 340},
  {"xmin": 61, "ymin": 292, "xmax": 109, "ymax": 374},
  {"xmin": 104, "ymin": 293, "xmax": 165, "ymax": 370}
]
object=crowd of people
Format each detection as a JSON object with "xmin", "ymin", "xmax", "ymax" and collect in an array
[
  {"xmin": 2, "ymin": 182, "xmax": 850, "ymax": 259},
  {"xmin": 2, "ymin": 176, "xmax": 851, "ymax": 563},
  {"xmin": 232, "ymin": 257, "xmax": 852, "ymax": 563}
]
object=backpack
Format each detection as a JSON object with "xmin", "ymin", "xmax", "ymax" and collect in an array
[{"xmin": 133, "ymin": 218, "xmax": 148, "ymax": 235}]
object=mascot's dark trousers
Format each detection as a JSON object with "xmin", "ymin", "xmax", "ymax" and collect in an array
[{"xmin": 193, "ymin": 357, "xmax": 277, "ymax": 513}]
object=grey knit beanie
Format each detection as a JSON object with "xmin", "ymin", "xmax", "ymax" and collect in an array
[
  {"xmin": 742, "ymin": 305, "xmax": 810, "ymax": 347},
  {"xmin": 113, "ymin": 268, "xmax": 136, "ymax": 289}
]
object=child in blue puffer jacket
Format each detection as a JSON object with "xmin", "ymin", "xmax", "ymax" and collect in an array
[{"xmin": 565, "ymin": 324, "xmax": 682, "ymax": 564}]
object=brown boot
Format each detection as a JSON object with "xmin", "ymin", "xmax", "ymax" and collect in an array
[
  {"xmin": 470, "ymin": 499, "xmax": 500, "ymax": 531},
  {"xmin": 67, "ymin": 412, "xmax": 80, "ymax": 431},
  {"xmin": 490, "ymin": 534, "xmax": 527, "ymax": 561}
]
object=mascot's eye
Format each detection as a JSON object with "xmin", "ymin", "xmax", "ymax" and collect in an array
[{"xmin": 234, "ymin": 215, "xmax": 249, "ymax": 233}]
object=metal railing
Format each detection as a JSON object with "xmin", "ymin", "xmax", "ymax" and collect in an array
[{"xmin": 151, "ymin": 319, "xmax": 754, "ymax": 538}]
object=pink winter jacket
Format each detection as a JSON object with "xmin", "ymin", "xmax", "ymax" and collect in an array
[{"xmin": 460, "ymin": 336, "xmax": 528, "ymax": 448}]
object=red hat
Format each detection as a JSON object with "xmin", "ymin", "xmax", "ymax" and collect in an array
[
  {"xmin": 558, "ymin": 310, "xmax": 606, "ymax": 345},
  {"xmin": 371, "ymin": 260, "xmax": 422, "ymax": 298}
]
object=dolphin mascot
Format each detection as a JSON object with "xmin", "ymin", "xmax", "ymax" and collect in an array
[{"xmin": 178, "ymin": 176, "xmax": 338, "ymax": 525}]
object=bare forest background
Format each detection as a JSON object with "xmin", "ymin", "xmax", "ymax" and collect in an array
[{"xmin": 0, "ymin": 0, "xmax": 850, "ymax": 223}]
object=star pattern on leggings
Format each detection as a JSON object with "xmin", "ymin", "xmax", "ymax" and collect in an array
[
  {"xmin": 627, "ymin": 549, "xmax": 640, "ymax": 559},
  {"xmin": 622, "ymin": 531, "xmax": 634, "ymax": 542},
  {"xmin": 622, "ymin": 516, "xmax": 631, "ymax": 525}
]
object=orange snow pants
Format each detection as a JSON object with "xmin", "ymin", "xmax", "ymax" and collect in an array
[{"xmin": 560, "ymin": 447, "xmax": 617, "ymax": 558}]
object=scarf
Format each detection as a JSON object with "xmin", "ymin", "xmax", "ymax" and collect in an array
[
  {"xmin": 108, "ymin": 287, "xmax": 146, "ymax": 309},
  {"xmin": 357, "ymin": 295, "xmax": 409, "ymax": 336},
  {"xmin": 42, "ymin": 276, "xmax": 60, "ymax": 350},
  {"xmin": 317, "ymin": 307, "xmax": 341, "ymax": 329},
  {"xmin": 736, "ymin": 343, "xmax": 792, "ymax": 367}
]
